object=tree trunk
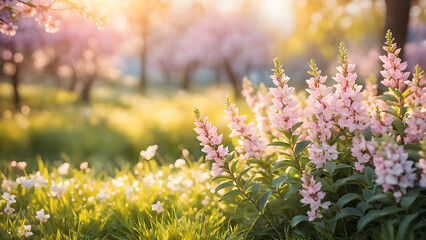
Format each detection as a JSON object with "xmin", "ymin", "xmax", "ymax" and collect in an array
[
  {"xmin": 384, "ymin": 0, "xmax": 412, "ymax": 60},
  {"xmin": 12, "ymin": 64, "xmax": 21, "ymax": 109},
  {"xmin": 223, "ymin": 61, "xmax": 241, "ymax": 98},
  {"xmin": 182, "ymin": 66, "xmax": 193, "ymax": 91},
  {"xmin": 69, "ymin": 67, "xmax": 78, "ymax": 91},
  {"xmin": 81, "ymin": 73, "xmax": 97, "ymax": 102},
  {"xmin": 140, "ymin": 32, "xmax": 148, "ymax": 94}
]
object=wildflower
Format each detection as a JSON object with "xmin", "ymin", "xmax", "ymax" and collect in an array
[
  {"xmin": 2, "ymin": 192, "xmax": 16, "ymax": 205},
  {"xmin": 373, "ymin": 135, "xmax": 416, "ymax": 202},
  {"xmin": 174, "ymin": 159, "xmax": 186, "ymax": 168},
  {"xmin": 305, "ymin": 59, "xmax": 338, "ymax": 168},
  {"xmin": 331, "ymin": 43, "xmax": 369, "ymax": 132},
  {"xmin": 224, "ymin": 96, "xmax": 265, "ymax": 160},
  {"xmin": 11, "ymin": 161, "xmax": 17, "ymax": 167},
  {"xmin": 151, "ymin": 201, "xmax": 164, "ymax": 213},
  {"xmin": 80, "ymin": 162, "xmax": 89, "ymax": 170},
  {"xmin": 16, "ymin": 177, "xmax": 35, "ymax": 189},
  {"xmin": 1, "ymin": 180, "xmax": 18, "ymax": 192},
  {"xmin": 140, "ymin": 145, "xmax": 158, "ymax": 160},
  {"xmin": 379, "ymin": 30, "xmax": 410, "ymax": 92},
  {"xmin": 17, "ymin": 161, "xmax": 27, "ymax": 170},
  {"xmin": 29, "ymin": 171, "xmax": 48, "ymax": 188},
  {"xmin": 19, "ymin": 225, "xmax": 33, "ymax": 237},
  {"xmin": 50, "ymin": 181, "xmax": 67, "ymax": 198},
  {"xmin": 351, "ymin": 134, "xmax": 375, "ymax": 172},
  {"xmin": 299, "ymin": 174, "xmax": 330, "ymax": 221},
  {"xmin": 35, "ymin": 209, "xmax": 50, "ymax": 222},
  {"xmin": 269, "ymin": 58, "xmax": 301, "ymax": 133},
  {"xmin": 58, "ymin": 163, "xmax": 70, "ymax": 175},
  {"xmin": 96, "ymin": 191, "xmax": 110, "ymax": 203},
  {"xmin": 194, "ymin": 108, "xmax": 228, "ymax": 175},
  {"xmin": 4, "ymin": 204, "xmax": 15, "ymax": 215}
]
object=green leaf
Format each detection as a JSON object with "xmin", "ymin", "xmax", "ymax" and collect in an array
[
  {"xmin": 257, "ymin": 190, "xmax": 273, "ymax": 213},
  {"xmin": 284, "ymin": 177, "xmax": 301, "ymax": 185},
  {"xmin": 400, "ymin": 106, "xmax": 408, "ymax": 117},
  {"xmin": 271, "ymin": 160, "xmax": 300, "ymax": 173},
  {"xmin": 291, "ymin": 121, "xmax": 303, "ymax": 132},
  {"xmin": 337, "ymin": 193, "xmax": 362, "ymax": 209},
  {"xmin": 272, "ymin": 175, "xmax": 287, "ymax": 188},
  {"xmin": 400, "ymin": 189, "xmax": 419, "ymax": 209},
  {"xmin": 397, "ymin": 211, "xmax": 423, "ymax": 240},
  {"xmin": 291, "ymin": 215, "xmax": 309, "ymax": 228},
  {"xmin": 247, "ymin": 182, "xmax": 262, "ymax": 196},
  {"xmin": 295, "ymin": 140, "xmax": 311, "ymax": 156},
  {"xmin": 267, "ymin": 141, "xmax": 291, "ymax": 148},
  {"xmin": 335, "ymin": 163, "xmax": 352, "ymax": 170},
  {"xmin": 333, "ymin": 207, "xmax": 363, "ymax": 222},
  {"xmin": 356, "ymin": 201, "xmax": 370, "ymax": 214},
  {"xmin": 392, "ymin": 119, "xmax": 405, "ymax": 137},
  {"xmin": 325, "ymin": 161, "xmax": 336, "ymax": 175},
  {"xmin": 362, "ymin": 126, "xmax": 372, "ymax": 141},
  {"xmin": 364, "ymin": 167, "xmax": 375, "ymax": 186},
  {"xmin": 230, "ymin": 159, "xmax": 239, "ymax": 173},
  {"xmin": 283, "ymin": 184, "xmax": 300, "ymax": 200},
  {"xmin": 226, "ymin": 151, "xmax": 235, "ymax": 163},
  {"xmin": 382, "ymin": 109, "xmax": 398, "ymax": 118},
  {"xmin": 377, "ymin": 94, "xmax": 398, "ymax": 103},
  {"xmin": 237, "ymin": 166, "xmax": 254, "ymax": 182},
  {"xmin": 219, "ymin": 189, "xmax": 242, "ymax": 202},
  {"xmin": 212, "ymin": 174, "xmax": 233, "ymax": 182},
  {"xmin": 357, "ymin": 206, "xmax": 403, "ymax": 231},
  {"xmin": 215, "ymin": 181, "xmax": 234, "ymax": 192},
  {"xmin": 368, "ymin": 193, "xmax": 395, "ymax": 205}
]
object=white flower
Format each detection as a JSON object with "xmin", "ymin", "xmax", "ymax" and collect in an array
[
  {"xmin": 4, "ymin": 205, "xmax": 14, "ymax": 215},
  {"xmin": 80, "ymin": 162, "xmax": 88, "ymax": 170},
  {"xmin": 50, "ymin": 181, "xmax": 66, "ymax": 198},
  {"xmin": 1, "ymin": 179, "xmax": 18, "ymax": 191},
  {"xmin": 17, "ymin": 161, "xmax": 27, "ymax": 170},
  {"xmin": 96, "ymin": 191, "xmax": 110, "ymax": 202},
  {"xmin": 16, "ymin": 177, "xmax": 35, "ymax": 189},
  {"xmin": 35, "ymin": 209, "xmax": 50, "ymax": 222},
  {"xmin": 151, "ymin": 201, "xmax": 164, "ymax": 213},
  {"xmin": 58, "ymin": 163, "xmax": 70, "ymax": 175},
  {"xmin": 174, "ymin": 159, "xmax": 186, "ymax": 168},
  {"xmin": 29, "ymin": 171, "xmax": 48, "ymax": 188},
  {"xmin": 140, "ymin": 145, "xmax": 158, "ymax": 160},
  {"xmin": 2, "ymin": 192, "xmax": 16, "ymax": 205},
  {"xmin": 19, "ymin": 225, "xmax": 32, "ymax": 237}
]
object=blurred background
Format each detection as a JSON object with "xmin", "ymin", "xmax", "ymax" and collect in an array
[{"xmin": 1, "ymin": 0, "xmax": 425, "ymax": 173}]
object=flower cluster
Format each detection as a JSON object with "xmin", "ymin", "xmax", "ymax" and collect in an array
[
  {"xmin": 373, "ymin": 135, "xmax": 416, "ymax": 202},
  {"xmin": 35, "ymin": 209, "xmax": 50, "ymax": 222},
  {"xmin": 305, "ymin": 59, "xmax": 338, "ymax": 168},
  {"xmin": 140, "ymin": 145, "xmax": 158, "ymax": 160},
  {"xmin": 269, "ymin": 58, "xmax": 301, "ymax": 133},
  {"xmin": 3, "ymin": 192, "xmax": 16, "ymax": 216},
  {"xmin": 194, "ymin": 108, "xmax": 228, "ymax": 175},
  {"xmin": 331, "ymin": 43, "xmax": 369, "ymax": 132},
  {"xmin": 224, "ymin": 96, "xmax": 265, "ymax": 160},
  {"xmin": 0, "ymin": 0, "xmax": 107, "ymax": 36},
  {"xmin": 299, "ymin": 174, "xmax": 330, "ymax": 221},
  {"xmin": 417, "ymin": 159, "xmax": 426, "ymax": 188},
  {"xmin": 18, "ymin": 225, "xmax": 33, "ymax": 238},
  {"xmin": 351, "ymin": 134, "xmax": 375, "ymax": 172},
  {"xmin": 379, "ymin": 31, "xmax": 410, "ymax": 92}
]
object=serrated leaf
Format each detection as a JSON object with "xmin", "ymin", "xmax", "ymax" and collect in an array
[
  {"xmin": 257, "ymin": 190, "xmax": 273, "ymax": 213},
  {"xmin": 295, "ymin": 140, "xmax": 311, "ymax": 156},
  {"xmin": 291, "ymin": 121, "xmax": 303, "ymax": 132},
  {"xmin": 267, "ymin": 141, "xmax": 291, "ymax": 148},
  {"xmin": 325, "ymin": 161, "xmax": 336, "ymax": 175},
  {"xmin": 219, "ymin": 189, "xmax": 242, "ymax": 202},
  {"xmin": 215, "ymin": 181, "xmax": 234, "ymax": 192},
  {"xmin": 271, "ymin": 160, "xmax": 300, "ymax": 173},
  {"xmin": 290, "ymin": 215, "xmax": 309, "ymax": 227},
  {"xmin": 357, "ymin": 206, "xmax": 403, "ymax": 231},
  {"xmin": 337, "ymin": 193, "xmax": 362, "ymax": 209}
]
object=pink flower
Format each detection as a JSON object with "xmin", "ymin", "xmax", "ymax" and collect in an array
[
  {"xmin": 224, "ymin": 98, "xmax": 265, "ymax": 160},
  {"xmin": 373, "ymin": 135, "xmax": 416, "ymax": 202},
  {"xmin": 351, "ymin": 134, "xmax": 375, "ymax": 172},
  {"xmin": 417, "ymin": 159, "xmax": 426, "ymax": 188},
  {"xmin": 379, "ymin": 47, "xmax": 410, "ymax": 92},
  {"xmin": 194, "ymin": 110, "xmax": 229, "ymax": 175},
  {"xmin": 299, "ymin": 174, "xmax": 330, "ymax": 221}
]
